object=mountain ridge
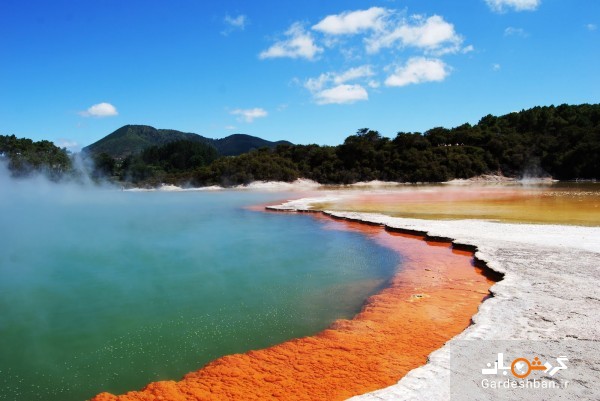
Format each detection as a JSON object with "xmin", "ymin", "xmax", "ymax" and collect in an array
[{"xmin": 82, "ymin": 125, "xmax": 292, "ymax": 158}]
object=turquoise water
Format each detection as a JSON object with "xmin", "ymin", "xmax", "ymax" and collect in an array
[{"xmin": 0, "ymin": 183, "xmax": 401, "ymax": 400}]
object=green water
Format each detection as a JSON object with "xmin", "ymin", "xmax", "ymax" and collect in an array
[{"xmin": 0, "ymin": 184, "xmax": 400, "ymax": 400}]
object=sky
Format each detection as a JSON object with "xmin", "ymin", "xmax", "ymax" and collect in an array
[{"xmin": 0, "ymin": 0, "xmax": 598, "ymax": 150}]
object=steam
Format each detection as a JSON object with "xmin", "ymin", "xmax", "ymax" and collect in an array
[
  {"xmin": 519, "ymin": 157, "xmax": 553, "ymax": 183},
  {"xmin": 0, "ymin": 152, "xmax": 117, "ymax": 196}
]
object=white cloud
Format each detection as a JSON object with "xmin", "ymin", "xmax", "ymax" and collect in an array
[
  {"xmin": 289, "ymin": 77, "xmax": 302, "ymax": 87},
  {"xmin": 492, "ymin": 63, "xmax": 502, "ymax": 71},
  {"xmin": 586, "ymin": 23, "xmax": 597, "ymax": 31},
  {"xmin": 305, "ymin": 65, "xmax": 374, "ymax": 92},
  {"xmin": 79, "ymin": 102, "xmax": 118, "ymax": 117},
  {"xmin": 485, "ymin": 0, "xmax": 541, "ymax": 13},
  {"xmin": 225, "ymin": 125, "xmax": 237, "ymax": 130},
  {"xmin": 366, "ymin": 15, "xmax": 463, "ymax": 55},
  {"xmin": 304, "ymin": 65, "xmax": 375, "ymax": 103},
  {"xmin": 504, "ymin": 27, "xmax": 528, "ymax": 37},
  {"xmin": 385, "ymin": 57, "xmax": 449, "ymax": 87},
  {"xmin": 305, "ymin": 73, "xmax": 331, "ymax": 93},
  {"xmin": 339, "ymin": 47, "xmax": 361, "ymax": 61},
  {"xmin": 225, "ymin": 14, "xmax": 246, "ymax": 29},
  {"xmin": 333, "ymin": 65, "xmax": 374, "ymax": 84},
  {"xmin": 230, "ymin": 108, "xmax": 268, "ymax": 123},
  {"xmin": 55, "ymin": 139, "xmax": 79, "ymax": 150},
  {"xmin": 222, "ymin": 14, "xmax": 247, "ymax": 35},
  {"xmin": 259, "ymin": 23, "xmax": 323, "ymax": 60},
  {"xmin": 263, "ymin": 8, "xmax": 469, "ymax": 102},
  {"xmin": 312, "ymin": 7, "xmax": 388, "ymax": 35},
  {"xmin": 462, "ymin": 45, "xmax": 475, "ymax": 53},
  {"xmin": 314, "ymin": 84, "xmax": 368, "ymax": 105}
]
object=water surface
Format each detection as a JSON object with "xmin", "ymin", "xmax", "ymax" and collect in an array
[
  {"xmin": 0, "ymin": 187, "xmax": 400, "ymax": 400},
  {"xmin": 316, "ymin": 183, "xmax": 600, "ymax": 226}
]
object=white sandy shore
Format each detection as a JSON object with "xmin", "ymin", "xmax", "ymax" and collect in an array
[
  {"xmin": 268, "ymin": 198, "xmax": 600, "ymax": 401},
  {"xmin": 235, "ymin": 178, "xmax": 321, "ymax": 190},
  {"xmin": 124, "ymin": 179, "xmax": 322, "ymax": 192},
  {"xmin": 123, "ymin": 178, "xmax": 445, "ymax": 192}
]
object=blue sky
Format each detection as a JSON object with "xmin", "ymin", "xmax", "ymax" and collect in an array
[{"xmin": 0, "ymin": 0, "xmax": 598, "ymax": 149}]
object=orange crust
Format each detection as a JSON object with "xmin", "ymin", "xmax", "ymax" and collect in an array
[{"xmin": 92, "ymin": 214, "xmax": 495, "ymax": 401}]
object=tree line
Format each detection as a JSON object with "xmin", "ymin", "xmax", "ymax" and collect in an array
[
  {"xmin": 0, "ymin": 135, "xmax": 72, "ymax": 180},
  {"xmin": 112, "ymin": 103, "xmax": 599, "ymax": 186},
  {"xmin": 2, "ymin": 103, "xmax": 598, "ymax": 185}
]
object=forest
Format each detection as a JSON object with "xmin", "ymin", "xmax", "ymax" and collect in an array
[
  {"xmin": 120, "ymin": 103, "xmax": 600, "ymax": 186},
  {"xmin": 1, "ymin": 104, "xmax": 598, "ymax": 185},
  {"xmin": 0, "ymin": 134, "xmax": 72, "ymax": 180}
]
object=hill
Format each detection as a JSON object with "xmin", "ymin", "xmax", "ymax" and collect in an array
[
  {"xmin": 193, "ymin": 103, "xmax": 600, "ymax": 185},
  {"xmin": 6, "ymin": 103, "xmax": 597, "ymax": 186},
  {"xmin": 82, "ymin": 125, "xmax": 292, "ymax": 158},
  {"xmin": 213, "ymin": 134, "xmax": 290, "ymax": 156}
]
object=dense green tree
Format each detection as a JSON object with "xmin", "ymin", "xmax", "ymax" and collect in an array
[
  {"xmin": 114, "ymin": 103, "xmax": 599, "ymax": 186},
  {"xmin": 107, "ymin": 140, "xmax": 219, "ymax": 184},
  {"xmin": 140, "ymin": 140, "xmax": 218, "ymax": 172},
  {"xmin": 193, "ymin": 148, "xmax": 300, "ymax": 186},
  {"xmin": 0, "ymin": 134, "xmax": 72, "ymax": 180},
  {"xmin": 92, "ymin": 152, "xmax": 116, "ymax": 179},
  {"xmin": 11, "ymin": 103, "xmax": 596, "ymax": 186}
]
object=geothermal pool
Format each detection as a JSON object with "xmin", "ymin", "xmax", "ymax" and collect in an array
[
  {"xmin": 4, "ymin": 181, "xmax": 595, "ymax": 400},
  {"xmin": 315, "ymin": 182, "xmax": 600, "ymax": 226},
  {"xmin": 0, "ymin": 187, "xmax": 400, "ymax": 401}
]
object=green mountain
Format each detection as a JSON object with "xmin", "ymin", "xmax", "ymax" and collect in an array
[
  {"xmin": 82, "ymin": 125, "xmax": 292, "ymax": 158},
  {"xmin": 213, "ymin": 133, "xmax": 289, "ymax": 156}
]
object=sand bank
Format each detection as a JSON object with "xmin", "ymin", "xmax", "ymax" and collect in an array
[
  {"xmin": 124, "ymin": 179, "xmax": 322, "ymax": 192},
  {"xmin": 235, "ymin": 178, "xmax": 321, "ymax": 190},
  {"xmin": 271, "ymin": 197, "xmax": 600, "ymax": 400},
  {"xmin": 92, "ymin": 211, "xmax": 496, "ymax": 400}
]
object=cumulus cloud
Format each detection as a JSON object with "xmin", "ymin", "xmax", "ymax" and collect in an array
[
  {"xmin": 55, "ymin": 139, "xmax": 79, "ymax": 150},
  {"xmin": 305, "ymin": 73, "xmax": 330, "ymax": 93},
  {"xmin": 222, "ymin": 14, "xmax": 247, "ymax": 35},
  {"xmin": 259, "ymin": 23, "xmax": 323, "ymax": 60},
  {"xmin": 492, "ymin": 63, "xmax": 502, "ymax": 71},
  {"xmin": 79, "ymin": 102, "xmax": 118, "ymax": 117},
  {"xmin": 311, "ymin": 7, "xmax": 466, "ymax": 56},
  {"xmin": 333, "ymin": 65, "xmax": 375, "ymax": 84},
  {"xmin": 462, "ymin": 44, "xmax": 475, "ymax": 53},
  {"xmin": 305, "ymin": 65, "xmax": 374, "ymax": 92},
  {"xmin": 304, "ymin": 65, "xmax": 374, "ymax": 104},
  {"xmin": 485, "ymin": 0, "xmax": 541, "ymax": 13},
  {"xmin": 385, "ymin": 57, "xmax": 449, "ymax": 87},
  {"xmin": 586, "ymin": 23, "xmax": 597, "ymax": 31},
  {"xmin": 263, "ymin": 7, "xmax": 469, "ymax": 102},
  {"xmin": 504, "ymin": 27, "xmax": 528, "ymax": 37},
  {"xmin": 230, "ymin": 108, "xmax": 268, "ymax": 122},
  {"xmin": 312, "ymin": 7, "xmax": 388, "ymax": 35},
  {"xmin": 314, "ymin": 84, "xmax": 368, "ymax": 105},
  {"xmin": 366, "ymin": 15, "xmax": 464, "ymax": 55}
]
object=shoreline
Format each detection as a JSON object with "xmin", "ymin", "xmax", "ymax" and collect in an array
[
  {"xmin": 121, "ymin": 175, "xmax": 597, "ymax": 192},
  {"xmin": 269, "ymin": 197, "xmax": 599, "ymax": 400},
  {"xmin": 91, "ymin": 207, "xmax": 496, "ymax": 400}
]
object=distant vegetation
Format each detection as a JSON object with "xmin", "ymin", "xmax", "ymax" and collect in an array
[
  {"xmin": 0, "ymin": 135, "xmax": 72, "ymax": 180},
  {"xmin": 83, "ymin": 125, "xmax": 292, "ymax": 158},
  {"xmin": 2, "ymin": 104, "xmax": 599, "ymax": 185},
  {"xmin": 117, "ymin": 140, "xmax": 219, "ymax": 184},
  {"xmin": 108, "ymin": 103, "xmax": 599, "ymax": 186}
]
